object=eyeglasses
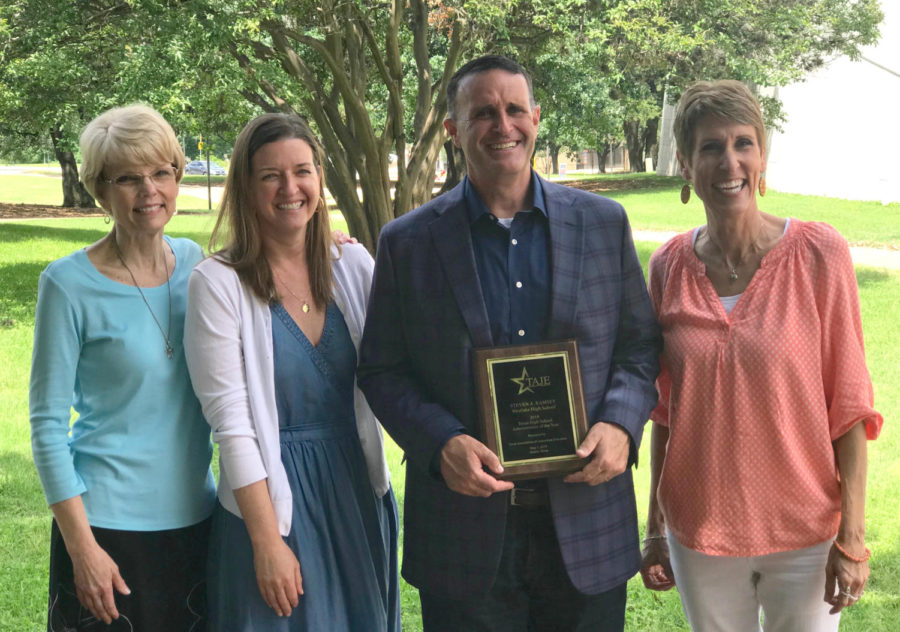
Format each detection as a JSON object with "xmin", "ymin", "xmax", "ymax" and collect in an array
[{"xmin": 102, "ymin": 166, "xmax": 177, "ymax": 189}]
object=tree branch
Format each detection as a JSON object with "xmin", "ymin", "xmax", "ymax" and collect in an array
[{"xmin": 410, "ymin": 0, "xmax": 432, "ymax": 138}]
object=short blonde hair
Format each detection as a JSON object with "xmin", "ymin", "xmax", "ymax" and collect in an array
[
  {"xmin": 673, "ymin": 80, "xmax": 766, "ymax": 164},
  {"xmin": 79, "ymin": 104, "xmax": 185, "ymax": 206}
]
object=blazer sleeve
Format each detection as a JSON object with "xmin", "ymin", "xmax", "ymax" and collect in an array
[
  {"xmin": 596, "ymin": 216, "xmax": 662, "ymax": 459},
  {"xmin": 357, "ymin": 227, "xmax": 467, "ymax": 475},
  {"xmin": 184, "ymin": 264, "xmax": 267, "ymax": 489}
]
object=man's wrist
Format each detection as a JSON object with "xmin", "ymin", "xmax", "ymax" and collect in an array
[{"xmin": 430, "ymin": 430, "xmax": 466, "ymax": 479}]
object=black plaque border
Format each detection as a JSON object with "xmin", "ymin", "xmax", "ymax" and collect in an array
[{"xmin": 472, "ymin": 340, "xmax": 589, "ymax": 481}]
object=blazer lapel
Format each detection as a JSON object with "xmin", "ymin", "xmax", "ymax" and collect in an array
[
  {"xmin": 428, "ymin": 197, "xmax": 493, "ymax": 349},
  {"xmin": 544, "ymin": 181, "xmax": 584, "ymax": 340}
]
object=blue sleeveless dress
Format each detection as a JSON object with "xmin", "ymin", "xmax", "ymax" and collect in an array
[{"xmin": 207, "ymin": 302, "xmax": 399, "ymax": 631}]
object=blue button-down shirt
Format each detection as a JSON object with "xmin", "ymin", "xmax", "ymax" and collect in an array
[{"xmin": 465, "ymin": 172, "xmax": 550, "ymax": 347}]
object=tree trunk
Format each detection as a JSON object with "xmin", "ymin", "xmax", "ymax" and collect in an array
[
  {"xmin": 354, "ymin": 151, "xmax": 394, "ymax": 252},
  {"xmin": 247, "ymin": 2, "xmax": 469, "ymax": 251},
  {"xmin": 643, "ymin": 117, "xmax": 660, "ymax": 171},
  {"xmin": 549, "ymin": 142, "xmax": 560, "ymax": 175},
  {"xmin": 623, "ymin": 120, "xmax": 645, "ymax": 173},
  {"xmin": 438, "ymin": 140, "xmax": 466, "ymax": 195},
  {"xmin": 50, "ymin": 127, "xmax": 96, "ymax": 208},
  {"xmin": 405, "ymin": 131, "xmax": 446, "ymax": 208},
  {"xmin": 597, "ymin": 144, "xmax": 610, "ymax": 174},
  {"xmin": 323, "ymin": 162, "xmax": 369, "ymax": 246}
]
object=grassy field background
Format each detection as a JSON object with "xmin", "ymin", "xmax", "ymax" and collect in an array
[{"xmin": 1, "ymin": 173, "xmax": 897, "ymax": 630}]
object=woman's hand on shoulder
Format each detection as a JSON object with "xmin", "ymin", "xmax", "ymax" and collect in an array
[
  {"xmin": 69, "ymin": 541, "xmax": 131, "ymax": 624},
  {"xmin": 252, "ymin": 538, "xmax": 304, "ymax": 617},
  {"xmin": 332, "ymin": 229, "xmax": 357, "ymax": 245},
  {"xmin": 640, "ymin": 537, "xmax": 675, "ymax": 591}
]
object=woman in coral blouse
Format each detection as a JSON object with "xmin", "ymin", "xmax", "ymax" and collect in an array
[{"xmin": 640, "ymin": 80, "xmax": 882, "ymax": 631}]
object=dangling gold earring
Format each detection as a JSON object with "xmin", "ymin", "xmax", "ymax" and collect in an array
[
  {"xmin": 680, "ymin": 184, "xmax": 691, "ymax": 204},
  {"xmin": 758, "ymin": 176, "xmax": 767, "ymax": 197},
  {"xmin": 104, "ymin": 214, "xmax": 111, "ymax": 225}
]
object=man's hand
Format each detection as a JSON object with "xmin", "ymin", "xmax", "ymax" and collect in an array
[
  {"xmin": 563, "ymin": 421, "xmax": 630, "ymax": 485},
  {"xmin": 440, "ymin": 435, "xmax": 515, "ymax": 497}
]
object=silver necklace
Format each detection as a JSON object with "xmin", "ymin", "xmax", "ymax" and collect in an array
[
  {"xmin": 113, "ymin": 240, "xmax": 174, "ymax": 359},
  {"xmin": 273, "ymin": 269, "xmax": 311, "ymax": 313},
  {"xmin": 726, "ymin": 263, "xmax": 739, "ymax": 281},
  {"xmin": 703, "ymin": 229, "xmax": 744, "ymax": 282}
]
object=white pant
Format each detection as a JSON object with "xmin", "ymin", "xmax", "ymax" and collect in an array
[{"xmin": 667, "ymin": 532, "xmax": 840, "ymax": 632}]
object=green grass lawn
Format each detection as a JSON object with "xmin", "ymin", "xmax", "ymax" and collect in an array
[
  {"xmin": 0, "ymin": 174, "xmax": 75, "ymax": 206},
  {"xmin": 7, "ymin": 171, "xmax": 900, "ymax": 249},
  {"xmin": 1, "ymin": 179, "xmax": 898, "ymax": 630},
  {"xmin": 583, "ymin": 175, "xmax": 900, "ymax": 249},
  {"xmin": 1, "ymin": 174, "xmax": 216, "ymax": 211}
]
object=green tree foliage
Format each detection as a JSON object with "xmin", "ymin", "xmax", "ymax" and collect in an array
[
  {"xmin": 0, "ymin": 1, "xmax": 255, "ymax": 206},
  {"xmin": 0, "ymin": 0, "xmax": 884, "ymax": 227},
  {"xmin": 0, "ymin": 0, "xmax": 127, "ymax": 206},
  {"xmin": 171, "ymin": 0, "xmax": 536, "ymax": 248},
  {"xmin": 602, "ymin": 0, "xmax": 883, "ymax": 170},
  {"xmin": 531, "ymin": 52, "xmax": 623, "ymax": 174},
  {"xmin": 496, "ymin": 0, "xmax": 881, "ymax": 173}
]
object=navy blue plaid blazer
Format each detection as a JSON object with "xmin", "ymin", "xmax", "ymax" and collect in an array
[{"xmin": 358, "ymin": 178, "xmax": 661, "ymax": 598}]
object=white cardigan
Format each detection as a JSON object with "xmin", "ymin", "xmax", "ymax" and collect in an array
[{"xmin": 184, "ymin": 243, "xmax": 390, "ymax": 536}]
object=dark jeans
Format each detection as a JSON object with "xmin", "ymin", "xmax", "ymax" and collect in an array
[{"xmin": 419, "ymin": 505, "xmax": 627, "ymax": 632}]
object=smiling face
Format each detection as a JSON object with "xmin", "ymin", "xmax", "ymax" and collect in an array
[
  {"xmin": 250, "ymin": 138, "xmax": 321, "ymax": 241},
  {"xmin": 444, "ymin": 69, "xmax": 540, "ymax": 189},
  {"xmin": 102, "ymin": 162, "xmax": 179, "ymax": 239},
  {"xmin": 680, "ymin": 115, "xmax": 766, "ymax": 217}
]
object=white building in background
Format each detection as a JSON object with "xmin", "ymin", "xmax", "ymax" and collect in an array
[{"xmin": 657, "ymin": 1, "xmax": 900, "ymax": 205}]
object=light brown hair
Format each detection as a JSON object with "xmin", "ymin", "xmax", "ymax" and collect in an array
[
  {"xmin": 673, "ymin": 80, "xmax": 766, "ymax": 164},
  {"xmin": 209, "ymin": 113, "xmax": 334, "ymax": 306}
]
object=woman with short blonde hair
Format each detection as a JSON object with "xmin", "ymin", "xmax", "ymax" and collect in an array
[{"xmin": 30, "ymin": 104, "xmax": 215, "ymax": 630}]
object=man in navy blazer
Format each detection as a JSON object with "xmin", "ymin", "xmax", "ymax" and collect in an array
[{"xmin": 358, "ymin": 55, "xmax": 661, "ymax": 630}]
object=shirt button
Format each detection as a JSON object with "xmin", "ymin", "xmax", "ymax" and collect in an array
[
  {"xmin": 515, "ymin": 281, "xmax": 523, "ymax": 288},
  {"xmin": 517, "ymin": 329, "xmax": 525, "ymax": 337},
  {"xmin": 511, "ymin": 238, "xmax": 518, "ymax": 245}
]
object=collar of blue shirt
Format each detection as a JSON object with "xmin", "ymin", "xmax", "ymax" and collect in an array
[{"xmin": 464, "ymin": 171, "xmax": 547, "ymax": 225}]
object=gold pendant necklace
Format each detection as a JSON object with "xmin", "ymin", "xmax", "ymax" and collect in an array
[
  {"xmin": 273, "ymin": 269, "xmax": 311, "ymax": 313},
  {"xmin": 113, "ymin": 240, "xmax": 174, "ymax": 358}
]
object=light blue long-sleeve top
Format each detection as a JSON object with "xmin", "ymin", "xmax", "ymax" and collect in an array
[{"xmin": 29, "ymin": 236, "xmax": 216, "ymax": 531}]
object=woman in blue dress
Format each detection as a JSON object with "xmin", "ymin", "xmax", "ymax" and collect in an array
[{"xmin": 183, "ymin": 113, "xmax": 400, "ymax": 631}]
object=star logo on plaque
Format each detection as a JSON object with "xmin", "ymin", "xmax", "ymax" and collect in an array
[{"xmin": 511, "ymin": 367, "xmax": 535, "ymax": 395}]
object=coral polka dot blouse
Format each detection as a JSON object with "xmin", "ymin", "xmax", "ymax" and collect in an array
[{"xmin": 648, "ymin": 219, "xmax": 882, "ymax": 557}]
